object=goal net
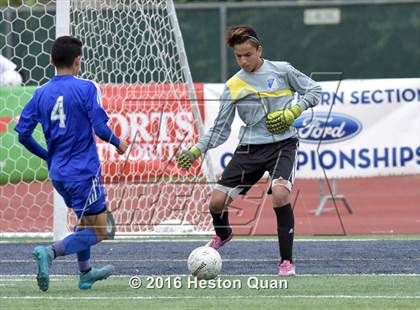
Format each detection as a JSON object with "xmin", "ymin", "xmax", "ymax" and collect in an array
[{"xmin": 0, "ymin": 0, "xmax": 215, "ymax": 238}]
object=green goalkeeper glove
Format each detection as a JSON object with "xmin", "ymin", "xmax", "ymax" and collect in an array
[
  {"xmin": 176, "ymin": 145, "xmax": 201, "ymax": 170},
  {"xmin": 266, "ymin": 105, "xmax": 302, "ymax": 134}
]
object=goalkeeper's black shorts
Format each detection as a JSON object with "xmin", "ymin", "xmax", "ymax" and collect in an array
[{"xmin": 217, "ymin": 137, "xmax": 299, "ymax": 196}]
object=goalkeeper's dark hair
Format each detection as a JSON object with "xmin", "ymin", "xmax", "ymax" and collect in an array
[
  {"xmin": 51, "ymin": 36, "xmax": 82, "ymax": 68},
  {"xmin": 226, "ymin": 25, "xmax": 261, "ymax": 48}
]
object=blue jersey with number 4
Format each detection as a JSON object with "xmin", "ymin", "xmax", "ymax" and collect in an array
[{"xmin": 15, "ymin": 74, "xmax": 109, "ymax": 181}]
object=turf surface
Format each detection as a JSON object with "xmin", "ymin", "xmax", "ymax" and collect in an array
[
  {"xmin": 0, "ymin": 275, "xmax": 419, "ymax": 310},
  {"xmin": 1, "ymin": 237, "xmax": 419, "ymax": 309}
]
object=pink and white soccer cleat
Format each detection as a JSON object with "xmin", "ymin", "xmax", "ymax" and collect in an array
[
  {"xmin": 278, "ymin": 260, "xmax": 296, "ymax": 276},
  {"xmin": 206, "ymin": 231, "xmax": 233, "ymax": 251}
]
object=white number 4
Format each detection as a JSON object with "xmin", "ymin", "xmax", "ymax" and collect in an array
[{"xmin": 51, "ymin": 96, "xmax": 66, "ymax": 128}]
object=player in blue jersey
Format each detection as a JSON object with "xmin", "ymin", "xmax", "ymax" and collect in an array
[
  {"xmin": 177, "ymin": 26, "xmax": 321, "ymax": 276},
  {"xmin": 15, "ymin": 36, "xmax": 128, "ymax": 291}
]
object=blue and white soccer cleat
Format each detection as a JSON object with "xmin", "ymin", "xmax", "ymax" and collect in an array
[
  {"xmin": 78, "ymin": 265, "xmax": 115, "ymax": 289},
  {"xmin": 32, "ymin": 246, "xmax": 54, "ymax": 292}
]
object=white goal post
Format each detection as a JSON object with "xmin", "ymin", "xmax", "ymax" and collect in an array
[{"xmin": 0, "ymin": 0, "xmax": 216, "ymax": 239}]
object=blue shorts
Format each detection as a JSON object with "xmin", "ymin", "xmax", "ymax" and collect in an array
[{"xmin": 52, "ymin": 176, "xmax": 106, "ymax": 218}]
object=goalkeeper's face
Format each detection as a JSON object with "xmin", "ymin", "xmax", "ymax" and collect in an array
[{"xmin": 233, "ymin": 42, "xmax": 263, "ymax": 73}]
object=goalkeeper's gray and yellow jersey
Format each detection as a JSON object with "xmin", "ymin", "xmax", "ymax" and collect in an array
[{"xmin": 196, "ymin": 59, "xmax": 322, "ymax": 153}]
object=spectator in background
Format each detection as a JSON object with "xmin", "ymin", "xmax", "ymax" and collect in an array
[{"xmin": 0, "ymin": 55, "xmax": 23, "ymax": 86}]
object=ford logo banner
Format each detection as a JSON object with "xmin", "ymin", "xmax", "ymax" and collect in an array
[{"xmin": 295, "ymin": 112, "xmax": 362, "ymax": 143}]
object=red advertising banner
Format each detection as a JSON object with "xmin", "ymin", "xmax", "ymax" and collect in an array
[{"xmin": 98, "ymin": 83, "xmax": 205, "ymax": 183}]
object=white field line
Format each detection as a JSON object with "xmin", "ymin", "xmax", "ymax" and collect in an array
[
  {"xmin": 1, "ymin": 238, "xmax": 419, "ymax": 244},
  {"xmin": 0, "ymin": 295, "xmax": 419, "ymax": 300},
  {"xmin": 0, "ymin": 274, "xmax": 419, "ymax": 281},
  {"xmin": 1, "ymin": 257, "xmax": 419, "ymax": 264}
]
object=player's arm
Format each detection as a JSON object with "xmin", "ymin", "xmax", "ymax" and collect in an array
[
  {"xmin": 86, "ymin": 82, "xmax": 128, "ymax": 155},
  {"xmin": 266, "ymin": 63, "xmax": 321, "ymax": 134},
  {"xmin": 284, "ymin": 63, "xmax": 321, "ymax": 111},
  {"xmin": 93, "ymin": 121, "xmax": 127, "ymax": 155},
  {"xmin": 14, "ymin": 92, "xmax": 48, "ymax": 161},
  {"xmin": 177, "ymin": 87, "xmax": 236, "ymax": 170}
]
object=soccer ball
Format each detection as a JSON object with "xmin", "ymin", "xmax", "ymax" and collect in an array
[{"xmin": 187, "ymin": 246, "xmax": 222, "ymax": 280}]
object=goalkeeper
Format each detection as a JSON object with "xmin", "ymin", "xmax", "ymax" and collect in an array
[
  {"xmin": 177, "ymin": 25, "xmax": 321, "ymax": 276},
  {"xmin": 15, "ymin": 36, "xmax": 128, "ymax": 291}
]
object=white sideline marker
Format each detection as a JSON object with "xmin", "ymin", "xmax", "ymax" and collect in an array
[
  {"xmin": 0, "ymin": 295, "xmax": 419, "ymax": 300},
  {"xmin": 1, "ymin": 273, "xmax": 419, "ymax": 280}
]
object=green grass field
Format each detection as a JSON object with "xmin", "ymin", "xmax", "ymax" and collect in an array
[
  {"xmin": 1, "ymin": 275, "xmax": 419, "ymax": 310},
  {"xmin": 1, "ymin": 235, "xmax": 419, "ymax": 309}
]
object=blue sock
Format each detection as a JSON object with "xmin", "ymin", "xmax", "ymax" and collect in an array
[
  {"xmin": 77, "ymin": 247, "xmax": 91, "ymax": 273},
  {"xmin": 63, "ymin": 229, "xmax": 97, "ymax": 256}
]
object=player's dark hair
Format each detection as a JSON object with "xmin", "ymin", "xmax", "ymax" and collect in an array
[
  {"xmin": 51, "ymin": 36, "xmax": 82, "ymax": 68},
  {"xmin": 226, "ymin": 25, "xmax": 261, "ymax": 48}
]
